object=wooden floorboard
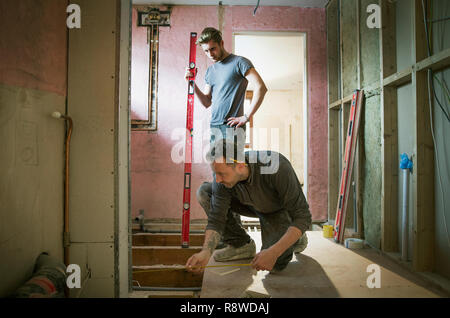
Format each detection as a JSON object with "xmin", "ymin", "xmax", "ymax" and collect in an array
[{"xmin": 200, "ymin": 231, "xmax": 448, "ymax": 298}]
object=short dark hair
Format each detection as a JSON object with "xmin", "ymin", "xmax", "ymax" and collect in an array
[
  {"xmin": 197, "ymin": 27, "xmax": 222, "ymax": 45},
  {"xmin": 206, "ymin": 138, "xmax": 244, "ymax": 165}
]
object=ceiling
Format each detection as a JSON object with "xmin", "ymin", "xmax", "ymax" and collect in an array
[{"xmin": 132, "ymin": 0, "xmax": 329, "ymax": 8}]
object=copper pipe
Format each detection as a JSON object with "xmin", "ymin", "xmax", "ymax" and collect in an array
[
  {"xmin": 62, "ymin": 115, "xmax": 73, "ymax": 267},
  {"xmin": 52, "ymin": 111, "xmax": 72, "ymax": 297}
]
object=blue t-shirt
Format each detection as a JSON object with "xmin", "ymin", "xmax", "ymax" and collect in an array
[{"xmin": 205, "ymin": 54, "xmax": 254, "ymax": 126}]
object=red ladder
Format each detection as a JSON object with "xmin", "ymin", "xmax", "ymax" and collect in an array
[
  {"xmin": 334, "ymin": 90, "xmax": 364, "ymax": 243},
  {"xmin": 181, "ymin": 32, "xmax": 197, "ymax": 248}
]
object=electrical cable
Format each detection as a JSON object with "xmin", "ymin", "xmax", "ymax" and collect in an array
[
  {"xmin": 253, "ymin": 0, "xmax": 260, "ymax": 16},
  {"xmin": 427, "ymin": 69, "xmax": 450, "ymax": 248},
  {"xmin": 432, "ymin": 79, "xmax": 450, "ymax": 122},
  {"xmin": 422, "ymin": 0, "xmax": 450, "ymax": 247},
  {"xmin": 434, "ymin": 74, "xmax": 450, "ymax": 104},
  {"xmin": 422, "ymin": 0, "xmax": 450, "ymax": 123}
]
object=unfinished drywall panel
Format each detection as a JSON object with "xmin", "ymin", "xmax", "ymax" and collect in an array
[
  {"xmin": 68, "ymin": 0, "xmax": 117, "ymax": 242},
  {"xmin": 360, "ymin": 0, "xmax": 380, "ymax": 88},
  {"xmin": 117, "ymin": 0, "xmax": 131, "ymax": 298},
  {"xmin": 362, "ymin": 93, "xmax": 382, "ymax": 249},
  {"xmin": 0, "ymin": 0, "xmax": 67, "ymax": 297},
  {"xmin": 396, "ymin": 0, "xmax": 413, "ymax": 71},
  {"xmin": 67, "ymin": 0, "xmax": 119, "ymax": 296},
  {"xmin": 397, "ymin": 83, "xmax": 415, "ymax": 261},
  {"xmin": 341, "ymin": 0, "xmax": 358, "ymax": 97},
  {"xmin": 69, "ymin": 242, "xmax": 115, "ymax": 297},
  {"xmin": 432, "ymin": 69, "xmax": 450, "ymax": 280},
  {"xmin": 0, "ymin": 84, "xmax": 66, "ymax": 297}
]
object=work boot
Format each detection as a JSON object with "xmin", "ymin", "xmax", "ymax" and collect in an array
[
  {"xmin": 293, "ymin": 233, "xmax": 308, "ymax": 254},
  {"xmin": 214, "ymin": 240, "xmax": 256, "ymax": 262}
]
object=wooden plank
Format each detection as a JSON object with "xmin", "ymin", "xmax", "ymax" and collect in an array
[
  {"xmin": 339, "ymin": 0, "xmax": 344, "ymax": 100},
  {"xmin": 143, "ymin": 222, "xmax": 206, "ymax": 232},
  {"xmin": 354, "ymin": 0, "xmax": 363, "ymax": 238},
  {"xmin": 415, "ymin": 48, "xmax": 450, "ymax": 73},
  {"xmin": 327, "ymin": 0, "xmax": 340, "ymax": 104},
  {"xmin": 355, "ymin": 95, "xmax": 365, "ymax": 238},
  {"xmin": 355, "ymin": 128, "xmax": 365, "ymax": 239},
  {"xmin": 132, "ymin": 265, "xmax": 203, "ymax": 288},
  {"xmin": 132, "ymin": 246, "xmax": 202, "ymax": 266},
  {"xmin": 342, "ymin": 94, "xmax": 353, "ymax": 104},
  {"xmin": 356, "ymin": 0, "xmax": 361, "ymax": 90},
  {"xmin": 383, "ymin": 67, "xmax": 413, "ymax": 87},
  {"xmin": 379, "ymin": 0, "xmax": 399, "ymax": 253},
  {"xmin": 200, "ymin": 231, "xmax": 444, "ymax": 298},
  {"xmin": 412, "ymin": 0, "xmax": 435, "ymax": 272},
  {"xmin": 130, "ymin": 290, "xmax": 198, "ymax": 298},
  {"xmin": 132, "ymin": 233, "xmax": 205, "ymax": 246},
  {"xmin": 380, "ymin": 87, "xmax": 399, "ymax": 252},
  {"xmin": 328, "ymin": 109, "xmax": 340, "ymax": 221},
  {"xmin": 412, "ymin": 70, "xmax": 435, "ymax": 272},
  {"xmin": 413, "ymin": 0, "xmax": 429, "ymax": 64},
  {"xmin": 329, "ymin": 99, "xmax": 342, "ymax": 109}
]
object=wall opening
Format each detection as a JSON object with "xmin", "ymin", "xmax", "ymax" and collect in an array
[{"xmin": 233, "ymin": 32, "xmax": 308, "ymax": 193}]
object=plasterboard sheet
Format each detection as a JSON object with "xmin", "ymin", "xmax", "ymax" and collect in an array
[{"xmin": 67, "ymin": 0, "xmax": 117, "ymax": 242}]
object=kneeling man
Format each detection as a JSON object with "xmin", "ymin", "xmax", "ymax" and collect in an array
[{"xmin": 186, "ymin": 138, "xmax": 311, "ymax": 273}]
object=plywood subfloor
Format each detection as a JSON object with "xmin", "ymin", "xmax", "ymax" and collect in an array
[{"xmin": 200, "ymin": 231, "xmax": 448, "ymax": 298}]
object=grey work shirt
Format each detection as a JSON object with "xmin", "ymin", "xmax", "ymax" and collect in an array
[
  {"xmin": 205, "ymin": 54, "xmax": 254, "ymax": 126},
  {"xmin": 206, "ymin": 151, "xmax": 312, "ymax": 236}
]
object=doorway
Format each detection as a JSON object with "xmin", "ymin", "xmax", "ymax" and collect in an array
[{"xmin": 233, "ymin": 32, "xmax": 308, "ymax": 191}]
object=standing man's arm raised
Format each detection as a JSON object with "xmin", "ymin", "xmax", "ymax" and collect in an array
[
  {"xmin": 227, "ymin": 67, "xmax": 267, "ymax": 128},
  {"xmin": 185, "ymin": 67, "xmax": 212, "ymax": 108}
]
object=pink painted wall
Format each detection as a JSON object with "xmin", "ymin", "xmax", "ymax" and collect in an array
[
  {"xmin": 131, "ymin": 5, "xmax": 328, "ymax": 221},
  {"xmin": 0, "ymin": 0, "xmax": 68, "ymax": 96}
]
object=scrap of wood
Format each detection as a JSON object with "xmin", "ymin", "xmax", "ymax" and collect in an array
[{"xmin": 219, "ymin": 267, "xmax": 241, "ymax": 276}]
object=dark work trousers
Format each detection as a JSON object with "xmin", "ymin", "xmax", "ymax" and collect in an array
[
  {"xmin": 196, "ymin": 181, "xmax": 296, "ymax": 271},
  {"xmin": 209, "ymin": 124, "xmax": 247, "ymax": 228}
]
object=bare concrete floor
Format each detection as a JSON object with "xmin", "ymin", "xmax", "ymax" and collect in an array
[{"xmin": 200, "ymin": 230, "xmax": 449, "ymax": 298}]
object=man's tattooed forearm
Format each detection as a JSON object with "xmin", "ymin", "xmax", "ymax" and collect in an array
[{"xmin": 203, "ymin": 231, "xmax": 220, "ymax": 254}]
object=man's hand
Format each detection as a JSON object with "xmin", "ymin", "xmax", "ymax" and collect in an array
[
  {"xmin": 226, "ymin": 115, "xmax": 248, "ymax": 128},
  {"xmin": 185, "ymin": 250, "xmax": 211, "ymax": 274},
  {"xmin": 184, "ymin": 67, "xmax": 197, "ymax": 82},
  {"xmin": 251, "ymin": 248, "xmax": 279, "ymax": 271}
]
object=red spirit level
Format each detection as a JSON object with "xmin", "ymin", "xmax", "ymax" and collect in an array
[
  {"xmin": 181, "ymin": 32, "xmax": 197, "ymax": 248},
  {"xmin": 334, "ymin": 90, "xmax": 364, "ymax": 243}
]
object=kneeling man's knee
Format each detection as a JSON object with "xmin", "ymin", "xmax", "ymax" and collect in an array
[{"xmin": 196, "ymin": 182, "xmax": 211, "ymax": 206}]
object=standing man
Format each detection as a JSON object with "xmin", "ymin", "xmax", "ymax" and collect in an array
[
  {"xmin": 185, "ymin": 139, "xmax": 311, "ymax": 273},
  {"xmin": 185, "ymin": 27, "xmax": 267, "ymax": 245},
  {"xmin": 185, "ymin": 27, "xmax": 267, "ymax": 149}
]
